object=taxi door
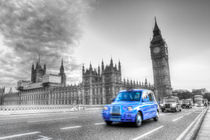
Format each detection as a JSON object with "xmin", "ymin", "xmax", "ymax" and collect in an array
[
  {"xmin": 148, "ymin": 92, "xmax": 157, "ymax": 117},
  {"xmin": 141, "ymin": 91, "xmax": 153, "ymax": 120}
]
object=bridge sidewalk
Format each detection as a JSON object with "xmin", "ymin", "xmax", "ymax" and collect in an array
[{"xmin": 196, "ymin": 107, "xmax": 210, "ymax": 140}]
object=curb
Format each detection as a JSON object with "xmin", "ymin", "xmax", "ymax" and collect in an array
[{"xmin": 182, "ymin": 107, "xmax": 209, "ymax": 140}]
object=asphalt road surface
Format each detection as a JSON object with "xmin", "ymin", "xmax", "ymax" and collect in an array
[{"xmin": 0, "ymin": 106, "xmax": 205, "ymax": 140}]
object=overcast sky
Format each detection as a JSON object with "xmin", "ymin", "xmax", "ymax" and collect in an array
[
  {"xmin": 75, "ymin": 0, "xmax": 210, "ymax": 91},
  {"xmin": 0, "ymin": 0, "xmax": 210, "ymax": 91}
]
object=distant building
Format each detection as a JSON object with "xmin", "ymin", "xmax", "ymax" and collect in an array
[
  {"xmin": 1, "ymin": 58, "xmax": 153, "ymax": 105},
  {"xmin": 82, "ymin": 59, "xmax": 153, "ymax": 104},
  {"xmin": 0, "ymin": 87, "xmax": 5, "ymax": 105},
  {"xmin": 150, "ymin": 18, "xmax": 172, "ymax": 100},
  {"xmin": 192, "ymin": 88, "xmax": 208, "ymax": 95},
  {"xmin": 17, "ymin": 58, "xmax": 66, "ymax": 91}
]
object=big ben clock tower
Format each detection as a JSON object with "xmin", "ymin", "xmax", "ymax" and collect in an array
[{"xmin": 150, "ymin": 18, "xmax": 172, "ymax": 100}]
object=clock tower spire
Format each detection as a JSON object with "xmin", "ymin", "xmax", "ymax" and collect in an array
[{"xmin": 150, "ymin": 18, "xmax": 172, "ymax": 101}]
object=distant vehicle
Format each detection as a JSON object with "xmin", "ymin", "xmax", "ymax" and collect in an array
[
  {"xmin": 160, "ymin": 96, "xmax": 182, "ymax": 112},
  {"xmin": 194, "ymin": 95, "xmax": 204, "ymax": 107},
  {"xmin": 102, "ymin": 89, "xmax": 159, "ymax": 127},
  {"xmin": 204, "ymin": 98, "xmax": 208, "ymax": 107},
  {"xmin": 181, "ymin": 99, "xmax": 193, "ymax": 109}
]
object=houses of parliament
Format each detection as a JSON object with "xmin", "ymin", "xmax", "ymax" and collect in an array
[
  {"xmin": 0, "ymin": 58, "xmax": 153, "ymax": 105},
  {"xmin": 0, "ymin": 19, "xmax": 172, "ymax": 105}
]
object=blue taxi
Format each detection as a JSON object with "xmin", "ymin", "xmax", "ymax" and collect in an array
[{"xmin": 102, "ymin": 89, "xmax": 159, "ymax": 127}]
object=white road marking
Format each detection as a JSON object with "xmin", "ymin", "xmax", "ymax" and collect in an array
[
  {"xmin": 176, "ymin": 109, "xmax": 205, "ymax": 140},
  {"xmin": 0, "ymin": 131, "xmax": 40, "ymax": 140},
  {"xmin": 36, "ymin": 135, "xmax": 52, "ymax": 140},
  {"xmin": 28, "ymin": 117, "xmax": 76, "ymax": 123},
  {"xmin": 94, "ymin": 122, "xmax": 105, "ymax": 125},
  {"xmin": 0, "ymin": 113, "xmax": 49, "ymax": 119},
  {"xmin": 172, "ymin": 116, "xmax": 184, "ymax": 122},
  {"xmin": 132, "ymin": 125, "xmax": 164, "ymax": 140},
  {"xmin": 0, "ymin": 115, "xmax": 50, "ymax": 121},
  {"xmin": 60, "ymin": 125, "xmax": 82, "ymax": 130}
]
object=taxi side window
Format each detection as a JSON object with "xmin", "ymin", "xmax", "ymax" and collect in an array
[
  {"xmin": 148, "ymin": 93, "xmax": 154, "ymax": 102},
  {"xmin": 142, "ymin": 92, "xmax": 150, "ymax": 102}
]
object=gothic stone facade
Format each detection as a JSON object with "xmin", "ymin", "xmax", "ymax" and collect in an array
[
  {"xmin": 82, "ymin": 59, "xmax": 153, "ymax": 104},
  {"xmin": 30, "ymin": 59, "xmax": 66, "ymax": 87},
  {"xmin": 1, "ymin": 59, "xmax": 153, "ymax": 105},
  {"xmin": 150, "ymin": 18, "xmax": 172, "ymax": 100}
]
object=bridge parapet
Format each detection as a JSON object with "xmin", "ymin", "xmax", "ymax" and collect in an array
[{"xmin": 0, "ymin": 104, "xmax": 104, "ymax": 115}]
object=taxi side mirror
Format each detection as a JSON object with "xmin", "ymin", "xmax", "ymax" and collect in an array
[{"xmin": 112, "ymin": 98, "xmax": 116, "ymax": 102}]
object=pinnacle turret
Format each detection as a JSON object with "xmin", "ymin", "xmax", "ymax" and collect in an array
[
  {"xmin": 110, "ymin": 58, "xmax": 113, "ymax": 67},
  {"xmin": 59, "ymin": 59, "xmax": 66, "ymax": 86},
  {"xmin": 118, "ymin": 61, "xmax": 121, "ymax": 71},
  {"xmin": 153, "ymin": 17, "xmax": 162, "ymax": 36},
  {"xmin": 89, "ymin": 63, "xmax": 92, "ymax": 70},
  {"xmin": 44, "ymin": 64, "xmax": 46, "ymax": 74},
  {"xmin": 82, "ymin": 64, "xmax": 85, "ymax": 74},
  {"xmin": 60, "ymin": 59, "xmax": 64, "ymax": 74},
  {"xmin": 101, "ymin": 60, "xmax": 104, "ymax": 71}
]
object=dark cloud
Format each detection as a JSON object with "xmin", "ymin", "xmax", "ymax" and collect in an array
[{"xmin": 0, "ymin": 0, "xmax": 92, "ymax": 88}]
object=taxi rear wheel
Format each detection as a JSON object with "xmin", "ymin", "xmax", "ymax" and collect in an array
[
  {"xmin": 134, "ymin": 112, "xmax": 142, "ymax": 127},
  {"xmin": 154, "ymin": 110, "xmax": 159, "ymax": 121}
]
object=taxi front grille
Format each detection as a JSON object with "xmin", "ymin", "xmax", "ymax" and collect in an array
[
  {"xmin": 165, "ymin": 104, "xmax": 170, "ymax": 108},
  {"xmin": 111, "ymin": 105, "xmax": 121, "ymax": 115},
  {"xmin": 111, "ymin": 113, "xmax": 121, "ymax": 116}
]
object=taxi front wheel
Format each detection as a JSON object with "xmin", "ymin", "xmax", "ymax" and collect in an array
[
  {"xmin": 134, "ymin": 112, "xmax": 142, "ymax": 127},
  {"xmin": 105, "ymin": 121, "xmax": 112, "ymax": 125}
]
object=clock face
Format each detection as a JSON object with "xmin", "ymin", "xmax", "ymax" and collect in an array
[{"xmin": 153, "ymin": 47, "xmax": 161, "ymax": 54}]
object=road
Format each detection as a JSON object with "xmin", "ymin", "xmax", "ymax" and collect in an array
[{"xmin": 0, "ymin": 107, "xmax": 206, "ymax": 140}]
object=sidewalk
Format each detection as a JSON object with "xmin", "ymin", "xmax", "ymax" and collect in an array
[{"xmin": 196, "ymin": 107, "xmax": 210, "ymax": 140}]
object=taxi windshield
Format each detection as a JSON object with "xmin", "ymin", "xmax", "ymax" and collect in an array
[
  {"xmin": 115, "ymin": 91, "xmax": 142, "ymax": 101},
  {"xmin": 183, "ymin": 100, "xmax": 190, "ymax": 103},
  {"xmin": 164, "ymin": 98, "xmax": 176, "ymax": 103}
]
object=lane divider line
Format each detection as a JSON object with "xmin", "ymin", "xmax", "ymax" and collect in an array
[
  {"xmin": 60, "ymin": 125, "xmax": 82, "ymax": 130},
  {"xmin": 94, "ymin": 122, "xmax": 105, "ymax": 125},
  {"xmin": 176, "ymin": 109, "xmax": 205, "ymax": 140},
  {"xmin": 28, "ymin": 117, "xmax": 76, "ymax": 123},
  {"xmin": 172, "ymin": 116, "xmax": 184, "ymax": 122},
  {"xmin": 0, "ymin": 131, "xmax": 40, "ymax": 140},
  {"xmin": 132, "ymin": 125, "xmax": 164, "ymax": 140},
  {"xmin": 172, "ymin": 108, "xmax": 198, "ymax": 122}
]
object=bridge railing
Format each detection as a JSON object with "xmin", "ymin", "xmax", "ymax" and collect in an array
[
  {"xmin": 0, "ymin": 104, "xmax": 105, "ymax": 115},
  {"xmin": 78, "ymin": 105, "xmax": 104, "ymax": 110}
]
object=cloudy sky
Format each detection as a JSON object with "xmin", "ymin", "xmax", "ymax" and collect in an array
[{"xmin": 0, "ymin": 0, "xmax": 210, "ymax": 91}]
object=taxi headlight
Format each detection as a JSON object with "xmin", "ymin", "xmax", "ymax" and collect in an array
[
  {"xmin": 103, "ymin": 106, "xmax": 108, "ymax": 110},
  {"xmin": 171, "ymin": 103, "xmax": 176, "ymax": 107},
  {"xmin": 127, "ymin": 106, "xmax": 133, "ymax": 111}
]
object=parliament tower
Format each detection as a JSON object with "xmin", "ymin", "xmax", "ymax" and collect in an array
[{"xmin": 150, "ymin": 18, "xmax": 172, "ymax": 100}]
